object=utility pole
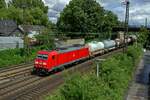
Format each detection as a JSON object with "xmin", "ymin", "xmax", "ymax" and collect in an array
[
  {"xmin": 145, "ymin": 18, "xmax": 148, "ymax": 28},
  {"xmin": 123, "ymin": 0, "xmax": 130, "ymax": 53},
  {"xmin": 95, "ymin": 59, "xmax": 105, "ymax": 77}
]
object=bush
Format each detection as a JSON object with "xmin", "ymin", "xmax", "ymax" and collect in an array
[
  {"xmin": 126, "ymin": 44, "xmax": 143, "ymax": 63},
  {"xmin": 0, "ymin": 46, "xmax": 44, "ymax": 67}
]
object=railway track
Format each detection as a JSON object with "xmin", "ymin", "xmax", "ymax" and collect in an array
[
  {"xmin": 0, "ymin": 62, "xmax": 33, "ymax": 73},
  {"xmin": 0, "ymin": 63, "xmax": 33, "ymax": 84},
  {"xmin": 0, "ymin": 49, "xmax": 122, "ymax": 100},
  {"xmin": 16, "ymin": 63, "xmax": 92, "ymax": 100}
]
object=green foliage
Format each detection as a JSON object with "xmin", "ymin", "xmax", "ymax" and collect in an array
[
  {"xmin": 0, "ymin": 49, "xmax": 24, "ymax": 67},
  {"xmin": 57, "ymin": 0, "xmax": 118, "ymax": 33},
  {"xmin": 46, "ymin": 45, "xmax": 143, "ymax": 100},
  {"xmin": 0, "ymin": 0, "xmax": 50, "ymax": 26},
  {"xmin": 24, "ymin": 7, "xmax": 49, "ymax": 25},
  {"xmin": 126, "ymin": 44, "xmax": 143, "ymax": 62},
  {"xmin": 60, "ymin": 74, "xmax": 100, "ymax": 100},
  {"xmin": 102, "ymin": 10, "xmax": 118, "ymax": 38},
  {"xmin": 99, "ymin": 54, "xmax": 133, "ymax": 100},
  {"xmin": 0, "ymin": 0, "xmax": 6, "ymax": 8},
  {"xmin": 9, "ymin": 0, "xmax": 48, "ymax": 13},
  {"xmin": 35, "ymin": 29, "xmax": 55, "ymax": 50},
  {"xmin": 0, "ymin": 7, "xmax": 26, "ymax": 24},
  {"xmin": 0, "ymin": 46, "xmax": 45, "ymax": 67},
  {"xmin": 138, "ymin": 27, "xmax": 149, "ymax": 45}
]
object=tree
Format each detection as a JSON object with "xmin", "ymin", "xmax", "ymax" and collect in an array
[
  {"xmin": 0, "ymin": 0, "xmax": 51, "ymax": 26},
  {"xmin": 0, "ymin": 8, "xmax": 8, "ymax": 19},
  {"xmin": 7, "ymin": 7, "xmax": 23, "ymax": 24},
  {"xmin": 9, "ymin": 0, "xmax": 48, "ymax": 13},
  {"xmin": 0, "ymin": 0, "xmax": 6, "ymax": 8},
  {"xmin": 57, "ymin": 0, "xmax": 104, "ymax": 32},
  {"xmin": 102, "ymin": 10, "xmax": 119, "ymax": 38},
  {"xmin": 57, "ymin": 0, "xmax": 119, "ymax": 33},
  {"xmin": 35, "ymin": 29, "xmax": 55, "ymax": 49},
  {"xmin": 138, "ymin": 26, "xmax": 149, "ymax": 46},
  {"xmin": 26, "ymin": 7, "xmax": 49, "ymax": 25}
]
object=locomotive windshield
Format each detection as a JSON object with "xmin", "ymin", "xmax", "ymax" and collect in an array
[{"xmin": 37, "ymin": 54, "xmax": 48, "ymax": 60}]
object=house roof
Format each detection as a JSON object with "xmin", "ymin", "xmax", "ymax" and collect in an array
[
  {"xmin": 0, "ymin": 20, "xmax": 17, "ymax": 27},
  {"xmin": 0, "ymin": 20, "xmax": 18, "ymax": 36},
  {"xmin": 0, "ymin": 20, "xmax": 46, "ymax": 36},
  {"xmin": 20, "ymin": 25, "xmax": 45, "ymax": 33}
]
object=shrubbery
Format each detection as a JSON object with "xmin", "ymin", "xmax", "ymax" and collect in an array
[
  {"xmin": 46, "ymin": 44, "xmax": 143, "ymax": 100},
  {"xmin": 0, "ymin": 46, "xmax": 44, "ymax": 67}
]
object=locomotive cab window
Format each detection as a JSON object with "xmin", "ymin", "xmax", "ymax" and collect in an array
[{"xmin": 37, "ymin": 54, "xmax": 48, "ymax": 60}]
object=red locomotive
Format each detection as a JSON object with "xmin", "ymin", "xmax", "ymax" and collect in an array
[{"xmin": 33, "ymin": 46, "xmax": 89, "ymax": 74}]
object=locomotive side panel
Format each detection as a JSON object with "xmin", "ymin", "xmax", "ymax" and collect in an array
[{"xmin": 52, "ymin": 47, "xmax": 90, "ymax": 70}]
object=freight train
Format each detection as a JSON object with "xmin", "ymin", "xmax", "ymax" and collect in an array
[{"xmin": 32, "ymin": 35, "xmax": 137, "ymax": 75}]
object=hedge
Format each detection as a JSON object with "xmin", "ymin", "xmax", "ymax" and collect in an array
[
  {"xmin": 0, "ymin": 46, "xmax": 46, "ymax": 67},
  {"xmin": 46, "ymin": 44, "xmax": 143, "ymax": 100}
]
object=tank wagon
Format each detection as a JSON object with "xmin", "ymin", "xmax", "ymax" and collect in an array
[
  {"xmin": 86, "ymin": 41, "xmax": 104, "ymax": 56},
  {"xmin": 33, "ymin": 35, "xmax": 137, "ymax": 75},
  {"xmin": 103, "ymin": 40, "xmax": 116, "ymax": 51}
]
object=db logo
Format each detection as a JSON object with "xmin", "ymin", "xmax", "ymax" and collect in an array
[{"xmin": 73, "ymin": 54, "xmax": 75, "ymax": 57}]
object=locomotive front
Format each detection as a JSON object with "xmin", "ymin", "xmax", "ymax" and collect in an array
[{"xmin": 33, "ymin": 51, "xmax": 50, "ymax": 74}]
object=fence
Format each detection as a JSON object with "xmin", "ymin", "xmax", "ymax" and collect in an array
[{"xmin": 0, "ymin": 37, "xmax": 24, "ymax": 50}]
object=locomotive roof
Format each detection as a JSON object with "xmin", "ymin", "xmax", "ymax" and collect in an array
[
  {"xmin": 37, "ymin": 46, "xmax": 85, "ymax": 54},
  {"xmin": 57, "ymin": 46, "xmax": 85, "ymax": 53},
  {"xmin": 38, "ymin": 50, "xmax": 50, "ymax": 55}
]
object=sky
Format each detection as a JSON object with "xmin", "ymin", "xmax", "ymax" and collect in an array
[{"xmin": 43, "ymin": 0, "xmax": 150, "ymax": 26}]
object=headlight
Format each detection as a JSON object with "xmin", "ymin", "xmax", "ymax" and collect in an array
[
  {"xmin": 35, "ymin": 61, "xmax": 38, "ymax": 64},
  {"xmin": 43, "ymin": 62, "xmax": 47, "ymax": 65}
]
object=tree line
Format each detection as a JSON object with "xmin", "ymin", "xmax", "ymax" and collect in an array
[
  {"xmin": 0, "ymin": 0, "xmax": 51, "ymax": 26},
  {"xmin": 0, "ymin": 0, "xmax": 122, "ymax": 33},
  {"xmin": 57, "ymin": 0, "xmax": 120, "ymax": 33}
]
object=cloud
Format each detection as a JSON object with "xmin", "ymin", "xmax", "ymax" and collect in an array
[
  {"xmin": 49, "ymin": 17, "xmax": 58, "ymax": 23},
  {"xmin": 99, "ymin": 0, "xmax": 150, "ymax": 25},
  {"xmin": 48, "ymin": 10, "xmax": 59, "ymax": 18},
  {"xmin": 44, "ymin": 0, "xmax": 70, "ymax": 23},
  {"xmin": 44, "ymin": 0, "xmax": 150, "ymax": 25},
  {"xmin": 52, "ymin": 2, "xmax": 66, "ymax": 12}
]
